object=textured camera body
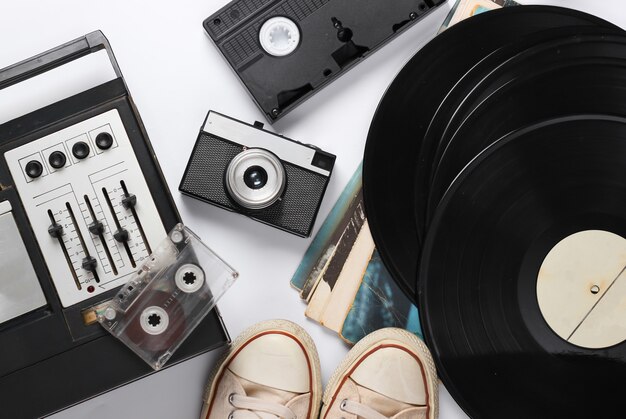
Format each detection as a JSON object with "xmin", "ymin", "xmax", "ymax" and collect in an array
[{"xmin": 180, "ymin": 111, "xmax": 336, "ymax": 237}]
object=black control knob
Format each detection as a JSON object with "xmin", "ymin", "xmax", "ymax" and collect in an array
[
  {"xmin": 122, "ymin": 193, "xmax": 137, "ymax": 209},
  {"xmin": 48, "ymin": 222, "xmax": 63, "ymax": 238},
  {"xmin": 82, "ymin": 256, "xmax": 98, "ymax": 273},
  {"xmin": 95, "ymin": 132, "xmax": 114, "ymax": 150},
  {"xmin": 88, "ymin": 220, "xmax": 104, "ymax": 235},
  {"xmin": 25, "ymin": 160, "xmax": 43, "ymax": 178},
  {"xmin": 72, "ymin": 141, "xmax": 90, "ymax": 159},
  {"xmin": 48, "ymin": 151, "xmax": 67, "ymax": 169},
  {"xmin": 114, "ymin": 229, "xmax": 129, "ymax": 243}
]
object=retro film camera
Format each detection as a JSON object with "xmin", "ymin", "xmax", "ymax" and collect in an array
[{"xmin": 179, "ymin": 111, "xmax": 336, "ymax": 237}]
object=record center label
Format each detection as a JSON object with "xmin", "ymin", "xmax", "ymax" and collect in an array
[{"xmin": 537, "ymin": 230, "xmax": 626, "ymax": 349}]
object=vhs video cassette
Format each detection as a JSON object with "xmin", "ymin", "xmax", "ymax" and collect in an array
[
  {"xmin": 98, "ymin": 224, "xmax": 238, "ymax": 369},
  {"xmin": 204, "ymin": 0, "xmax": 448, "ymax": 122}
]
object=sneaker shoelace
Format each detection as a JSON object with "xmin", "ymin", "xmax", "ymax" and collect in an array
[
  {"xmin": 229, "ymin": 393, "xmax": 297, "ymax": 419},
  {"xmin": 340, "ymin": 399, "xmax": 390, "ymax": 419}
]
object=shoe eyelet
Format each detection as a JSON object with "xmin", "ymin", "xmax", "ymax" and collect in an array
[
  {"xmin": 229, "ymin": 393, "xmax": 236, "ymax": 405},
  {"xmin": 228, "ymin": 413, "xmax": 235, "ymax": 419},
  {"xmin": 340, "ymin": 399, "xmax": 348, "ymax": 411}
]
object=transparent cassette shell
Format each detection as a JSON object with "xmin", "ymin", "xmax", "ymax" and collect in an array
[{"xmin": 98, "ymin": 224, "xmax": 238, "ymax": 369}]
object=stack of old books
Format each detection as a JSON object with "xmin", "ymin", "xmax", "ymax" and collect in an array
[{"xmin": 291, "ymin": 164, "xmax": 422, "ymax": 344}]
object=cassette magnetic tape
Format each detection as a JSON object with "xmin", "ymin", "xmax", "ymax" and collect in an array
[{"xmin": 0, "ymin": 31, "xmax": 228, "ymax": 418}]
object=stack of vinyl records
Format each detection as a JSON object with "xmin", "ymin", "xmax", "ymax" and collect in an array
[{"xmin": 363, "ymin": 5, "xmax": 626, "ymax": 418}]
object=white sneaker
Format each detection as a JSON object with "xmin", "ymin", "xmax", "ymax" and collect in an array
[
  {"xmin": 320, "ymin": 328, "xmax": 438, "ymax": 419},
  {"xmin": 201, "ymin": 320, "xmax": 322, "ymax": 419}
]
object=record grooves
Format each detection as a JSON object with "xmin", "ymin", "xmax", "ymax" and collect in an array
[
  {"xmin": 419, "ymin": 116, "xmax": 626, "ymax": 418},
  {"xmin": 362, "ymin": 5, "xmax": 618, "ymax": 299},
  {"xmin": 362, "ymin": 5, "xmax": 626, "ymax": 419}
]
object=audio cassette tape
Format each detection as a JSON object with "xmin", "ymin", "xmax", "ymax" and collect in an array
[
  {"xmin": 204, "ymin": 0, "xmax": 448, "ymax": 122},
  {"xmin": 98, "ymin": 224, "xmax": 238, "ymax": 370},
  {"xmin": 0, "ymin": 32, "xmax": 229, "ymax": 418}
]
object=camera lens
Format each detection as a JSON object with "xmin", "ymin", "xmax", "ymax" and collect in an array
[
  {"xmin": 225, "ymin": 148, "xmax": 286, "ymax": 210},
  {"xmin": 243, "ymin": 166, "xmax": 268, "ymax": 190}
]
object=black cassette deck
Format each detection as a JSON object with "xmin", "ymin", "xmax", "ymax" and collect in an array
[{"xmin": 0, "ymin": 32, "xmax": 228, "ymax": 418}]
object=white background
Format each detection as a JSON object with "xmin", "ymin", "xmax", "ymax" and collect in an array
[{"xmin": 0, "ymin": 1, "xmax": 625, "ymax": 418}]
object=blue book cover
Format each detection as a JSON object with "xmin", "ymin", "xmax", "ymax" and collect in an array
[{"xmin": 340, "ymin": 249, "xmax": 422, "ymax": 344}]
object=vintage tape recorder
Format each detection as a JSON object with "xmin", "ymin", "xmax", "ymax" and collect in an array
[{"xmin": 0, "ymin": 31, "xmax": 228, "ymax": 417}]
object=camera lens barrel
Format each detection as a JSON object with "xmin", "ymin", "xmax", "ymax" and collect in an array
[{"xmin": 225, "ymin": 148, "xmax": 286, "ymax": 209}]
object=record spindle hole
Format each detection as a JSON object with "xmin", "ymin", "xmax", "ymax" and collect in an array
[{"xmin": 537, "ymin": 230, "xmax": 626, "ymax": 349}]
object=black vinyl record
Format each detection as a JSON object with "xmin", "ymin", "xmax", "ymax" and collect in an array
[
  {"xmin": 362, "ymin": 6, "xmax": 616, "ymax": 299},
  {"xmin": 426, "ymin": 34, "xmax": 626, "ymax": 222},
  {"xmin": 422, "ymin": 29, "xmax": 626, "ymax": 200},
  {"xmin": 419, "ymin": 116, "xmax": 626, "ymax": 419}
]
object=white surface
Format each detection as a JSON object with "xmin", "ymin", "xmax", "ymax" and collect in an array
[
  {"xmin": 0, "ymin": 1, "xmax": 624, "ymax": 418},
  {"xmin": 5, "ymin": 110, "xmax": 166, "ymax": 307}
]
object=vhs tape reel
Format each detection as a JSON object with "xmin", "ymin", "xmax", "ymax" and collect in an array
[
  {"xmin": 205, "ymin": 0, "xmax": 447, "ymax": 121},
  {"xmin": 98, "ymin": 224, "xmax": 238, "ymax": 369}
]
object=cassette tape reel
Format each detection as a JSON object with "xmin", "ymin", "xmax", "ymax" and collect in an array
[{"xmin": 98, "ymin": 224, "xmax": 238, "ymax": 369}]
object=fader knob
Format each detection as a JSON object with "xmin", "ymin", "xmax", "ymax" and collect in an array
[
  {"xmin": 82, "ymin": 256, "xmax": 98, "ymax": 273},
  {"xmin": 88, "ymin": 220, "xmax": 104, "ymax": 235},
  {"xmin": 48, "ymin": 222, "xmax": 63, "ymax": 238},
  {"xmin": 25, "ymin": 160, "xmax": 43, "ymax": 178},
  {"xmin": 113, "ymin": 229, "xmax": 129, "ymax": 243},
  {"xmin": 122, "ymin": 193, "xmax": 137, "ymax": 209},
  {"xmin": 95, "ymin": 132, "xmax": 114, "ymax": 150},
  {"xmin": 48, "ymin": 151, "xmax": 67, "ymax": 169}
]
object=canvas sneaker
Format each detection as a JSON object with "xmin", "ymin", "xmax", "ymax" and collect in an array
[
  {"xmin": 320, "ymin": 328, "xmax": 438, "ymax": 419},
  {"xmin": 200, "ymin": 319, "xmax": 322, "ymax": 419}
]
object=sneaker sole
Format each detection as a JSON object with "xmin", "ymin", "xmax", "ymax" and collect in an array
[
  {"xmin": 200, "ymin": 319, "xmax": 323, "ymax": 419},
  {"xmin": 320, "ymin": 328, "xmax": 439, "ymax": 419}
]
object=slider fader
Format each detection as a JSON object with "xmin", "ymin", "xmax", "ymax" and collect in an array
[{"xmin": 5, "ymin": 110, "xmax": 164, "ymax": 307}]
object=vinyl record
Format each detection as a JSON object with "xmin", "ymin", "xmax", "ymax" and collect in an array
[
  {"xmin": 421, "ymin": 29, "xmax": 626, "ymax": 203},
  {"xmin": 426, "ymin": 34, "xmax": 626, "ymax": 222},
  {"xmin": 419, "ymin": 116, "xmax": 626, "ymax": 419},
  {"xmin": 362, "ymin": 5, "xmax": 616, "ymax": 299}
]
